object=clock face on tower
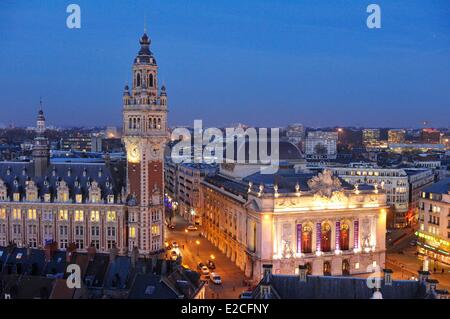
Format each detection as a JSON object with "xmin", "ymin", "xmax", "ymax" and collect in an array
[{"xmin": 127, "ymin": 144, "xmax": 140, "ymax": 163}]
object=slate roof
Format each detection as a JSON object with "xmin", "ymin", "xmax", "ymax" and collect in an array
[
  {"xmin": 203, "ymin": 168, "xmax": 363, "ymax": 197},
  {"xmin": 0, "ymin": 160, "xmax": 125, "ymax": 203},
  {"xmin": 0, "ymin": 246, "xmax": 204, "ymax": 299},
  {"xmin": 253, "ymin": 274, "xmax": 428, "ymax": 299},
  {"xmin": 127, "ymin": 273, "xmax": 178, "ymax": 299},
  {"xmin": 423, "ymin": 178, "xmax": 450, "ymax": 195}
]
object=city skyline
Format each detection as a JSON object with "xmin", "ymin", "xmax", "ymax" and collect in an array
[{"xmin": 1, "ymin": 1, "xmax": 449, "ymax": 128}]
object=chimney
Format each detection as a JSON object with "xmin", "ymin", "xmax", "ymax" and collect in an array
[
  {"xmin": 131, "ymin": 246, "xmax": 139, "ymax": 269},
  {"xmin": 298, "ymin": 265, "xmax": 307, "ymax": 282},
  {"xmin": 418, "ymin": 270, "xmax": 430, "ymax": 284},
  {"xmin": 87, "ymin": 244, "xmax": 96, "ymax": 262},
  {"xmin": 425, "ymin": 278, "xmax": 439, "ymax": 295},
  {"xmin": 109, "ymin": 244, "xmax": 119, "ymax": 264},
  {"xmin": 66, "ymin": 243, "xmax": 77, "ymax": 263},
  {"xmin": 383, "ymin": 269, "xmax": 393, "ymax": 286}
]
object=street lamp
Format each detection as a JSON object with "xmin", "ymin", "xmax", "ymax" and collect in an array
[
  {"xmin": 185, "ymin": 229, "xmax": 188, "ymax": 243},
  {"xmin": 196, "ymin": 240, "xmax": 200, "ymax": 256}
]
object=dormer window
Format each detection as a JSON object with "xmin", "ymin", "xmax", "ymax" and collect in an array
[
  {"xmin": 6, "ymin": 168, "xmax": 11, "ymax": 176},
  {"xmin": 98, "ymin": 170, "xmax": 102, "ymax": 178},
  {"xmin": 52, "ymin": 169, "xmax": 56, "ymax": 177},
  {"xmin": 76, "ymin": 194, "xmax": 83, "ymax": 203},
  {"xmin": 67, "ymin": 169, "xmax": 71, "ymax": 177},
  {"xmin": 13, "ymin": 193, "xmax": 20, "ymax": 202},
  {"xmin": 44, "ymin": 193, "xmax": 51, "ymax": 203},
  {"xmin": 91, "ymin": 194, "xmax": 99, "ymax": 203},
  {"xmin": 107, "ymin": 195, "xmax": 114, "ymax": 204}
]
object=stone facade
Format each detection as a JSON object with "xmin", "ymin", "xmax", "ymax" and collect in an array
[{"xmin": 200, "ymin": 168, "xmax": 388, "ymax": 281}]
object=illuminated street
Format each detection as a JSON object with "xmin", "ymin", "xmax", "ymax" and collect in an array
[
  {"xmin": 165, "ymin": 215, "xmax": 250, "ymax": 299},
  {"xmin": 386, "ymin": 228, "xmax": 450, "ymax": 291}
]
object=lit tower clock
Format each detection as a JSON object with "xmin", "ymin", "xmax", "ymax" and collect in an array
[{"xmin": 123, "ymin": 30, "xmax": 169, "ymax": 255}]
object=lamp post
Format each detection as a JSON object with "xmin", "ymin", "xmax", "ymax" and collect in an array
[
  {"xmin": 196, "ymin": 240, "xmax": 200, "ymax": 256},
  {"xmin": 185, "ymin": 229, "xmax": 188, "ymax": 244}
]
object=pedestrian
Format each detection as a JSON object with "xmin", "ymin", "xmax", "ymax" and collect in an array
[
  {"xmin": 442, "ymin": 269, "xmax": 445, "ymax": 274},
  {"xmin": 434, "ymin": 267, "xmax": 436, "ymax": 273}
]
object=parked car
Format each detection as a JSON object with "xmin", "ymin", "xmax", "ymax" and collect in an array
[
  {"xmin": 168, "ymin": 224, "xmax": 175, "ymax": 230},
  {"xmin": 206, "ymin": 260, "xmax": 216, "ymax": 270},
  {"xmin": 200, "ymin": 265, "xmax": 209, "ymax": 275},
  {"xmin": 170, "ymin": 250, "xmax": 178, "ymax": 261},
  {"xmin": 187, "ymin": 225, "xmax": 198, "ymax": 231},
  {"xmin": 197, "ymin": 262, "xmax": 205, "ymax": 270},
  {"xmin": 171, "ymin": 241, "xmax": 179, "ymax": 248},
  {"xmin": 239, "ymin": 291, "xmax": 253, "ymax": 299},
  {"xmin": 410, "ymin": 240, "xmax": 417, "ymax": 246},
  {"xmin": 210, "ymin": 272, "xmax": 222, "ymax": 284}
]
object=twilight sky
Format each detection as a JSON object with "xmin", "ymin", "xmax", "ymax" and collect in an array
[{"xmin": 0, "ymin": 0, "xmax": 449, "ymax": 129}]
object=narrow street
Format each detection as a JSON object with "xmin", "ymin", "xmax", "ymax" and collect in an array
[
  {"xmin": 165, "ymin": 215, "xmax": 249, "ymax": 299},
  {"xmin": 386, "ymin": 227, "xmax": 450, "ymax": 291}
]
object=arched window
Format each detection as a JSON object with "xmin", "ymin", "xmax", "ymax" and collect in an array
[
  {"xmin": 137, "ymin": 118, "xmax": 141, "ymax": 129},
  {"xmin": 301, "ymin": 225, "xmax": 312, "ymax": 254},
  {"xmin": 149, "ymin": 73, "xmax": 154, "ymax": 87},
  {"xmin": 342, "ymin": 259, "xmax": 350, "ymax": 276},
  {"xmin": 157, "ymin": 118, "xmax": 161, "ymax": 129},
  {"xmin": 340, "ymin": 223, "xmax": 350, "ymax": 251},
  {"xmin": 153, "ymin": 118, "xmax": 157, "ymax": 129},
  {"xmin": 129, "ymin": 118, "xmax": 132, "ymax": 129},
  {"xmin": 323, "ymin": 261, "xmax": 331, "ymax": 276},
  {"xmin": 136, "ymin": 73, "xmax": 141, "ymax": 87},
  {"xmin": 321, "ymin": 223, "xmax": 332, "ymax": 252},
  {"xmin": 133, "ymin": 118, "xmax": 137, "ymax": 129}
]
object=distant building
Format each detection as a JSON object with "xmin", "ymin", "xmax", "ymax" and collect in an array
[
  {"xmin": 164, "ymin": 161, "xmax": 218, "ymax": 225},
  {"xmin": 389, "ymin": 143, "xmax": 445, "ymax": 153},
  {"xmin": 362, "ymin": 129, "xmax": 380, "ymax": 146},
  {"xmin": 329, "ymin": 164, "xmax": 434, "ymax": 228},
  {"xmin": 417, "ymin": 178, "xmax": 450, "ymax": 267},
  {"xmin": 305, "ymin": 131, "xmax": 338, "ymax": 160},
  {"xmin": 60, "ymin": 135, "xmax": 92, "ymax": 152},
  {"xmin": 285, "ymin": 124, "xmax": 305, "ymax": 150},
  {"xmin": 388, "ymin": 129, "xmax": 406, "ymax": 144},
  {"xmin": 420, "ymin": 128, "xmax": 441, "ymax": 144}
]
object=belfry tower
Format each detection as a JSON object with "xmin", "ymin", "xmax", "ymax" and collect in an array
[
  {"xmin": 123, "ymin": 31, "xmax": 169, "ymax": 254},
  {"xmin": 32, "ymin": 102, "xmax": 50, "ymax": 177}
]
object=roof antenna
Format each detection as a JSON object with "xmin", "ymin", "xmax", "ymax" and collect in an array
[{"xmin": 39, "ymin": 96, "xmax": 43, "ymax": 111}]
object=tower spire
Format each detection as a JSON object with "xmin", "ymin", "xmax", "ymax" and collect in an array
[{"xmin": 144, "ymin": 14, "xmax": 147, "ymax": 34}]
